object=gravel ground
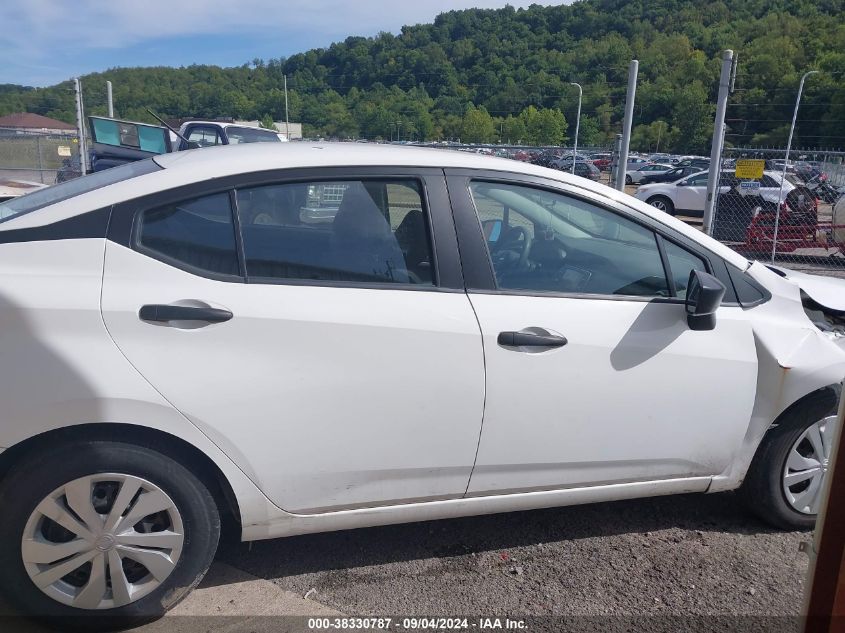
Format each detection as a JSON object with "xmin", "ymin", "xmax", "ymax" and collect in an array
[{"xmin": 216, "ymin": 490, "xmax": 811, "ymax": 628}]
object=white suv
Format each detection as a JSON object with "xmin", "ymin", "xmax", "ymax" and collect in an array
[{"xmin": 0, "ymin": 144, "xmax": 842, "ymax": 622}]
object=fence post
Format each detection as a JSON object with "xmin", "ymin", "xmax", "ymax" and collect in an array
[
  {"xmin": 771, "ymin": 70, "xmax": 820, "ymax": 264},
  {"xmin": 616, "ymin": 60, "xmax": 638, "ymax": 192},
  {"xmin": 610, "ymin": 134, "xmax": 623, "ymax": 188},
  {"xmin": 703, "ymin": 49, "xmax": 734, "ymax": 236},
  {"xmin": 36, "ymin": 135, "xmax": 44, "ymax": 184}
]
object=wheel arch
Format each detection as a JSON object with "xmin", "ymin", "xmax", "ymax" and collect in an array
[
  {"xmin": 709, "ymin": 382, "xmax": 841, "ymax": 493},
  {"xmin": 765, "ymin": 384, "xmax": 840, "ymax": 433},
  {"xmin": 0, "ymin": 423, "xmax": 242, "ymax": 529}
]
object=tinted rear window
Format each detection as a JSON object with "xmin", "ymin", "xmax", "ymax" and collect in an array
[{"xmin": 0, "ymin": 159, "xmax": 161, "ymax": 224}]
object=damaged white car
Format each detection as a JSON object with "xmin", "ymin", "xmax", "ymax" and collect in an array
[{"xmin": 0, "ymin": 143, "xmax": 842, "ymax": 621}]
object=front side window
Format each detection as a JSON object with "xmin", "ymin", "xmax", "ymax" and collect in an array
[
  {"xmin": 236, "ymin": 179, "xmax": 434, "ymax": 285},
  {"xmin": 663, "ymin": 240, "xmax": 708, "ymax": 299},
  {"xmin": 136, "ymin": 193, "xmax": 240, "ymax": 277},
  {"xmin": 686, "ymin": 173, "xmax": 709, "ymax": 186},
  {"xmin": 469, "ymin": 181, "xmax": 670, "ymax": 297}
]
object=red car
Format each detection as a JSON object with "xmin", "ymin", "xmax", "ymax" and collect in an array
[{"xmin": 591, "ymin": 153, "xmax": 612, "ymax": 171}]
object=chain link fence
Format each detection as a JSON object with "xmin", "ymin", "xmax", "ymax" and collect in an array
[
  {"xmin": 0, "ymin": 128, "xmax": 81, "ymax": 185},
  {"xmin": 711, "ymin": 147, "xmax": 845, "ymax": 273}
]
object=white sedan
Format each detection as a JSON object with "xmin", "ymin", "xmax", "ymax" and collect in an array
[
  {"xmin": 0, "ymin": 144, "xmax": 842, "ymax": 622},
  {"xmin": 635, "ymin": 170, "xmax": 796, "ymax": 216}
]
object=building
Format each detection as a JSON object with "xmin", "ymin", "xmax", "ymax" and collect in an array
[{"xmin": 0, "ymin": 112, "xmax": 76, "ymax": 136}]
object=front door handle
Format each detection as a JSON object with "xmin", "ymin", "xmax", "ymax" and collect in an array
[
  {"xmin": 139, "ymin": 304, "xmax": 233, "ymax": 323},
  {"xmin": 497, "ymin": 330, "xmax": 567, "ymax": 348}
]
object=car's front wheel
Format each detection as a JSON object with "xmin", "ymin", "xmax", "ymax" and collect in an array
[
  {"xmin": 0, "ymin": 440, "xmax": 220, "ymax": 626},
  {"xmin": 646, "ymin": 195, "xmax": 675, "ymax": 215},
  {"xmin": 742, "ymin": 390, "xmax": 839, "ymax": 529}
]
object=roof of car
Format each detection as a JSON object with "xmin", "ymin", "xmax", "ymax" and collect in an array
[{"xmin": 153, "ymin": 141, "xmax": 566, "ymax": 175}]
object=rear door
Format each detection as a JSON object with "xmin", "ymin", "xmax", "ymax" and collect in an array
[{"xmin": 101, "ymin": 168, "xmax": 485, "ymax": 513}]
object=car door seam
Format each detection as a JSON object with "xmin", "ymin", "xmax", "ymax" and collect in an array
[{"xmin": 462, "ymin": 291, "xmax": 488, "ymax": 498}]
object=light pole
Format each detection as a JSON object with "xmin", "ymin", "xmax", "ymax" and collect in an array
[
  {"xmin": 770, "ymin": 70, "xmax": 819, "ymax": 264},
  {"xmin": 570, "ymin": 82, "xmax": 582, "ymax": 175}
]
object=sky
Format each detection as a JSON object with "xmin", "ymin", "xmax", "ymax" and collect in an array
[{"xmin": 1, "ymin": 0, "xmax": 561, "ymax": 87}]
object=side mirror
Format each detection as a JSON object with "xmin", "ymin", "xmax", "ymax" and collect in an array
[
  {"xmin": 685, "ymin": 270, "xmax": 726, "ymax": 331},
  {"xmin": 677, "ymin": 180, "xmax": 688, "ymax": 187}
]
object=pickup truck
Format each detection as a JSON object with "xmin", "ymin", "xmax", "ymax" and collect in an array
[{"xmin": 73, "ymin": 116, "xmax": 284, "ymax": 178}]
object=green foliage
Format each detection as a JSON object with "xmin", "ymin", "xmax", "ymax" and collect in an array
[
  {"xmin": 259, "ymin": 113, "xmax": 275, "ymax": 129},
  {"xmin": 461, "ymin": 105, "xmax": 496, "ymax": 143},
  {"xmin": 1, "ymin": 0, "xmax": 843, "ymax": 150}
]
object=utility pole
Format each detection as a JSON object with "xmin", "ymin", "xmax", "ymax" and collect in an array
[
  {"xmin": 284, "ymin": 75, "xmax": 290, "ymax": 140},
  {"xmin": 703, "ymin": 50, "xmax": 734, "ymax": 236},
  {"xmin": 106, "ymin": 80, "xmax": 114, "ymax": 118},
  {"xmin": 396, "ymin": 121, "xmax": 402, "ymax": 142},
  {"xmin": 74, "ymin": 78, "xmax": 89, "ymax": 175},
  {"xmin": 616, "ymin": 60, "xmax": 638, "ymax": 191},
  {"xmin": 770, "ymin": 70, "xmax": 819, "ymax": 263},
  {"xmin": 570, "ymin": 82, "xmax": 582, "ymax": 175}
]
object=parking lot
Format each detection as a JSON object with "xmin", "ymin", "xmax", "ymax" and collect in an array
[{"xmin": 213, "ymin": 492, "xmax": 808, "ymax": 620}]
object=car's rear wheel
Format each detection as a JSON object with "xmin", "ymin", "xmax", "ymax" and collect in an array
[
  {"xmin": 0, "ymin": 440, "xmax": 220, "ymax": 626},
  {"xmin": 625, "ymin": 174, "xmax": 632, "ymax": 185},
  {"xmin": 741, "ymin": 390, "xmax": 839, "ymax": 530},
  {"xmin": 646, "ymin": 195, "xmax": 675, "ymax": 215}
]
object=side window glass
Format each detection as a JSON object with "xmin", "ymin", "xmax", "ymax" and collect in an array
[
  {"xmin": 236, "ymin": 179, "xmax": 434, "ymax": 286},
  {"xmin": 137, "ymin": 193, "xmax": 240, "ymax": 277},
  {"xmin": 663, "ymin": 240, "xmax": 708, "ymax": 299},
  {"xmin": 186, "ymin": 127, "xmax": 221, "ymax": 147},
  {"xmin": 468, "ymin": 181, "xmax": 669, "ymax": 297}
]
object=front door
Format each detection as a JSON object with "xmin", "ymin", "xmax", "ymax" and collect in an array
[
  {"xmin": 101, "ymin": 171, "xmax": 485, "ymax": 513},
  {"xmin": 675, "ymin": 172, "xmax": 711, "ymax": 213},
  {"xmin": 449, "ymin": 175, "xmax": 758, "ymax": 495}
]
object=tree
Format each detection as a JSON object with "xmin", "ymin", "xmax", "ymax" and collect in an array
[
  {"xmin": 460, "ymin": 105, "xmax": 495, "ymax": 143},
  {"xmin": 259, "ymin": 114, "xmax": 276, "ymax": 130},
  {"xmin": 519, "ymin": 106, "xmax": 567, "ymax": 146},
  {"xmin": 500, "ymin": 115, "xmax": 526, "ymax": 144}
]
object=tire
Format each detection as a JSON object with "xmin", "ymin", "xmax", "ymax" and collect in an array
[
  {"xmin": 625, "ymin": 174, "xmax": 632, "ymax": 185},
  {"xmin": 0, "ymin": 440, "xmax": 220, "ymax": 628},
  {"xmin": 646, "ymin": 195, "xmax": 675, "ymax": 216},
  {"xmin": 741, "ymin": 390, "xmax": 839, "ymax": 530}
]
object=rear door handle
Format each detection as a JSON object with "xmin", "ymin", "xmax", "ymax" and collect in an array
[
  {"xmin": 497, "ymin": 330, "xmax": 567, "ymax": 348},
  {"xmin": 139, "ymin": 304, "xmax": 233, "ymax": 323}
]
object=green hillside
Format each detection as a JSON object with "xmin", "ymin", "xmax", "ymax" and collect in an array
[{"xmin": 1, "ymin": 0, "xmax": 843, "ymax": 152}]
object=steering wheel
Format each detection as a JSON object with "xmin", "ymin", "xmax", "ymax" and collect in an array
[
  {"xmin": 493, "ymin": 225, "xmax": 533, "ymax": 270},
  {"xmin": 491, "ymin": 226, "xmax": 533, "ymax": 269}
]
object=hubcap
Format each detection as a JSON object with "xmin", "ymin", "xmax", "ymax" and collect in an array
[
  {"xmin": 650, "ymin": 199, "xmax": 667, "ymax": 211},
  {"xmin": 21, "ymin": 474, "xmax": 184, "ymax": 610},
  {"xmin": 782, "ymin": 416, "xmax": 837, "ymax": 515}
]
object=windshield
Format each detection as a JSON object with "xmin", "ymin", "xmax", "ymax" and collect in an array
[
  {"xmin": 0, "ymin": 159, "xmax": 161, "ymax": 223},
  {"xmin": 225, "ymin": 127, "xmax": 280, "ymax": 144}
]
